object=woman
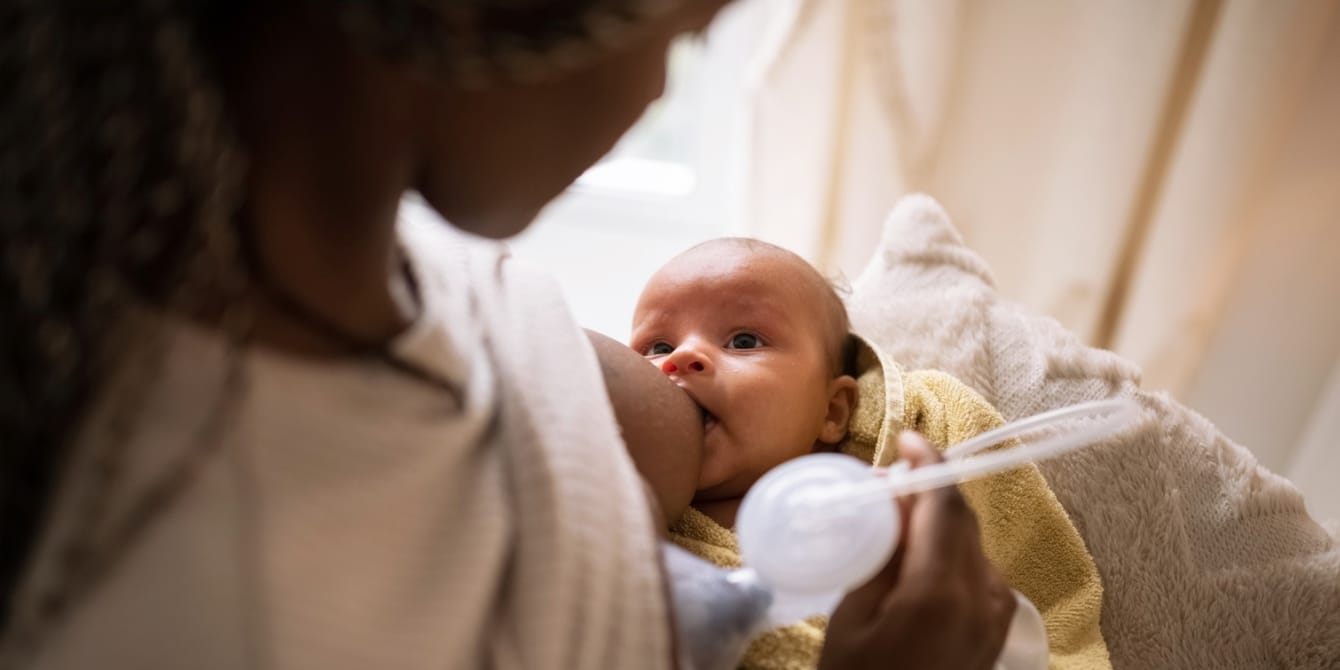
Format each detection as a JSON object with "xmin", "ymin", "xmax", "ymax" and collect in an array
[{"xmin": 0, "ymin": 1, "xmax": 1013, "ymax": 667}]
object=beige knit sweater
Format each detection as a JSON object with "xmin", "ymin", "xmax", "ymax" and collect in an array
[{"xmin": 7, "ymin": 211, "xmax": 671, "ymax": 669}]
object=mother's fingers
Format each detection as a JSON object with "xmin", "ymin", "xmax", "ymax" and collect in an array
[
  {"xmin": 892, "ymin": 432, "xmax": 981, "ymax": 586},
  {"xmin": 828, "ymin": 505, "xmax": 908, "ymax": 624},
  {"xmin": 894, "ymin": 430, "xmax": 942, "ymax": 468},
  {"xmin": 892, "ymin": 432, "xmax": 1015, "ymax": 666},
  {"xmin": 822, "ymin": 430, "xmax": 1018, "ymax": 669}
]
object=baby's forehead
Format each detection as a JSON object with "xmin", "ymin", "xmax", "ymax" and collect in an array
[
  {"xmin": 642, "ymin": 244, "xmax": 835, "ymax": 327},
  {"xmin": 650, "ymin": 246, "xmax": 822, "ymax": 305},
  {"xmin": 637, "ymin": 239, "xmax": 850, "ymax": 368},
  {"xmin": 659, "ymin": 242, "xmax": 814, "ymax": 286}
]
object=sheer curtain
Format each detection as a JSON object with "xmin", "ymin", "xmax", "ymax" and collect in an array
[{"xmin": 742, "ymin": 0, "xmax": 1340, "ymax": 518}]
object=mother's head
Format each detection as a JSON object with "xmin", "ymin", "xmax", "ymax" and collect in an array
[{"xmin": 0, "ymin": 0, "xmax": 729, "ymax": 624}]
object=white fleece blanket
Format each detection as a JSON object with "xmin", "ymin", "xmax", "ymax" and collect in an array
[{"xmin": 846, "ymin": 195, "xmax": 1340, "ymax": 669}]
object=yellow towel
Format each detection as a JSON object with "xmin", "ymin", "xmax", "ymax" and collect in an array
[{"xmin": 670, "ymin": 338, "xmax": 1111, "ymax": 670}]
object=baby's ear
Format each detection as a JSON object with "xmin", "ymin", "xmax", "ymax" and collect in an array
[{"xmin": 819, "ymin": 374, "xmax": 860, "ymax": 444}]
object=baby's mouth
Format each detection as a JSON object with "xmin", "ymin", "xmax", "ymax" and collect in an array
[{"xmin": 698, "ymin": 404, "xmax": 719, "ymax": 433}]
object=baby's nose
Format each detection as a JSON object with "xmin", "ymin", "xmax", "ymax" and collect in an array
[{"xmin": 662, "ymin": 348, "xmax": 710, "ymax": 375}]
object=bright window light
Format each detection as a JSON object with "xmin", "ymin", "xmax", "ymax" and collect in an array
[
  {"xmin": 575, "ymin": 157, "xmax": 698, "ymax": 198},
  {"xmin": 508, "ymin": 1, "xmax": 760, "ymax": 339}
]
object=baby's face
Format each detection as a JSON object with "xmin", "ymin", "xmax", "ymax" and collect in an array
[{"xmin": 630, "ymin": 244, "xmax": 839, "ymax": 503}]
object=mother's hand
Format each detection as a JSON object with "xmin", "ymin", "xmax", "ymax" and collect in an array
[{"xmin": 819, "ymin": 431, "xmax": 1016, "ymax": 670}]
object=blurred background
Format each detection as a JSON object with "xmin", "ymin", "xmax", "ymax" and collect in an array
[{"xmin": 498, "ymin": 1, "xmax": 1339, "ymax": 519}]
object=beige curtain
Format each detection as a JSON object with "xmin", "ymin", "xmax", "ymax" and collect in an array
[{"xmin": 743, "ymin": 0, "xmax": 1340, "ymax": 518}]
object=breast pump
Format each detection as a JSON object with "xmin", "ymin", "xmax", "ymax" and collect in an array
[{"xmin": 664, "ymin": 398, "xmax": 1140, "ymax": 670}]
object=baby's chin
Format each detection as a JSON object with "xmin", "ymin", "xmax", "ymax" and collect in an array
[{"xmin": 691, "ymin": 462, "xmax": 764, "ymax": 504}]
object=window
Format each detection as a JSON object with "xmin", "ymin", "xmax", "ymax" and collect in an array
[{"xmin": 508, "ymin": 2, "xmax": 759, "ymax": 340}]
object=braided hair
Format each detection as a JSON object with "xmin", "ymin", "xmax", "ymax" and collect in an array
[{"xmin": 1, "ymin": 0, "xmax": 684, "ymax": 637}]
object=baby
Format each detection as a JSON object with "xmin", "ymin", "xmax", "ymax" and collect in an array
[
  {"xmin": 628, "ymin": 238, "xmax": 858, "ymax": 529},
  {"xmin": 592, "ymin": 237, "xmax": 1112, "ymax": 669}
]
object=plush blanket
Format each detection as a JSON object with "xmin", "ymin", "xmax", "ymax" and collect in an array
[{"xmin": 847, "ymin": 194, "xmax": 1340, "ymax": 669}]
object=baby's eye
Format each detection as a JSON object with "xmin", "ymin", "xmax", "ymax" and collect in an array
[
  {"xmin": 727, "ymin": 333, "xmax": 761, "ymax": 350},
  {"xmin": 647, "ymin": 342, "xmax": 675, "ymax": 356}
]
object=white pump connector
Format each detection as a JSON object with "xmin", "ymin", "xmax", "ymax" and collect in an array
[{"xmin": 736, "ymin": 454, "xmax": 898, "ymax": 625}]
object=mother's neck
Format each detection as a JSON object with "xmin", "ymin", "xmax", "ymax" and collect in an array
[{"xmin": 220, "ymin": 5, "xmax": 422, "ymax": 357}]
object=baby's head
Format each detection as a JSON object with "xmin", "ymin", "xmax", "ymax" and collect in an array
[{"xmin": 631, "ymin": 238, "xmax": 858, "ymax": 504}]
